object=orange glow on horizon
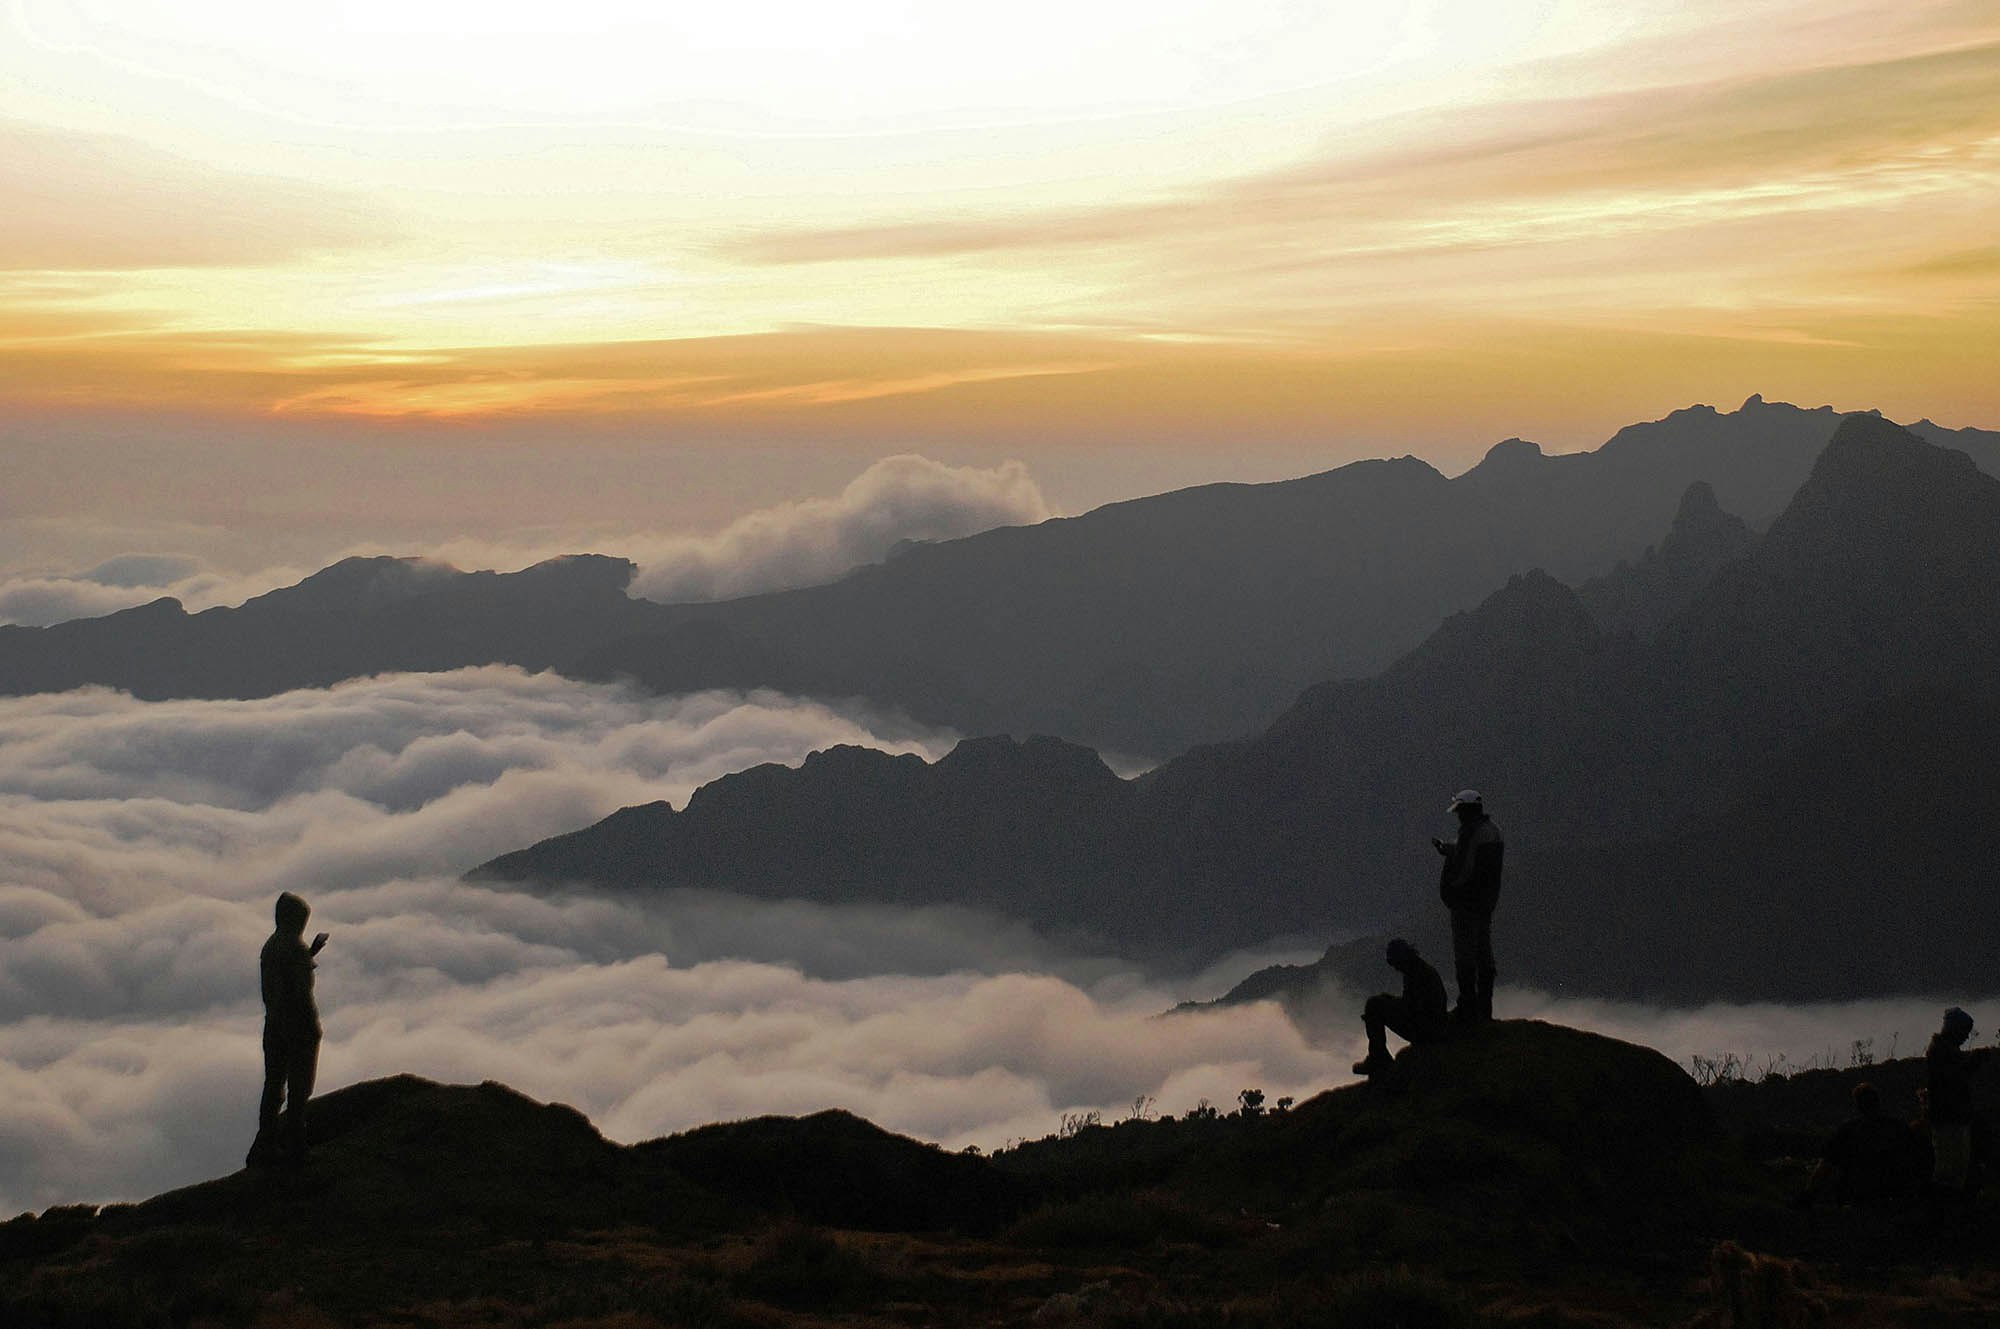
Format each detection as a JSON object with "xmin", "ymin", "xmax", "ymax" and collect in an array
[{"xmin": 0, "ymin": 2, "xmax": 1995, "ymax": 449}]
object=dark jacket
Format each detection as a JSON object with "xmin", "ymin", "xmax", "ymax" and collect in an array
[
  {"xmin": 261, "ymin": 931, "xmax": 320, "ymax": 1043},
  {"xmin": 1402, "ymin": 954, "xmax": 1450, "ymax": 1025},
  {"xmin": 1927, "ymin": 1037, "xmax": 1975, "ymax": 1126},
  {"xmin": 1440, "ymin": 814, "xmax": 1504, "ymax": 912}
]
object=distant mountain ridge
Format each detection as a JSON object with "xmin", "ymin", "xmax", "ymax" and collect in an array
[
  {"xmin": 4, "ymin": 397, "xmax": 1994, "ymax": 753},
  {"xmin": 478, "ymin": 416, "xmax": 2000, "ymax": 1000},
  {"xmin": 0, "ymin": 553, "xmax": 651, "ymax": 699}
]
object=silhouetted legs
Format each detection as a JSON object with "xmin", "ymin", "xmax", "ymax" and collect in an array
[
  {"xmin": 1360, "ymin": 993, "xmax": 1448, "ymax": 1071},
  {"xmin": 1932, "ymin": 1123, "xmax": 1973, "ymax": 1193},
  {"xmin": 252, "ymin": 1032, "xmax": 319, "ymax": 1166},
  {"xmin": 1449, "ymin": 906, "xmax": 1496, "ymax": 1021}
]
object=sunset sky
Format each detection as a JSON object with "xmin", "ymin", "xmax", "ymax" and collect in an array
[{"xmin": 4, "ymin": 0, "xmax": 1998, "ymax": 568}]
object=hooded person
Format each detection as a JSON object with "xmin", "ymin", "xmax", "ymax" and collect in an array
[
  {"xmin": 249, "ymin": 892, "xmax": 328, "ymax": 1167},
  {"xmin": 1927, "ymin": 1006, "xmax": 1978, "ymax": 1194},
  {"xmin": 1433, "ymin": 790, "xmax": 1504, "ymax": 1022}
]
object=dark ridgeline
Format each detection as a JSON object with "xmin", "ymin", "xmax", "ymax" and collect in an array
[
  {"xmin": 0, "ymin": 1022, "xmax": 1742, "ymax": 1322},
  {"xmin": 0, "ymin": 553, "xmax": 654, "ymax": 699},
  {"xmin": 4, "ymin": 397, "xmax": 1996, "ymax": 756},
  {"xmin": 477, "ymin": 416, "xmax": 2000, "ymax": 1002}
]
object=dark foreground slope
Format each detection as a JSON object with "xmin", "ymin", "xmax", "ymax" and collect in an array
[
  {"xmin": 480, "ymin": 417, "xmax": 2000, "ymax": 998},
  {"xmin": 17, "ymin": 1022, "xmax": 1989, "ymax": 1329},
  {"xmin": 6, "ymin": 398, "xmax": 1993, "ymax": 754}
]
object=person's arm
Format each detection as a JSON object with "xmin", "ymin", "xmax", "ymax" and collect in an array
[{"xmin": 310, "ymin": 931, "xmax": 328, "ymax": 957}]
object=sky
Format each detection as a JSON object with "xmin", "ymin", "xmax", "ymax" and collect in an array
[{"xmin": 3, "ymin": 0, "xmax": 1999, "ymax": 580}]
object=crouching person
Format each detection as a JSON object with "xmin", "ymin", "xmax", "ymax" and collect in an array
[{"xmin": 1352, "ymin": 939, "xmax": 1449, "ymax": 1078}]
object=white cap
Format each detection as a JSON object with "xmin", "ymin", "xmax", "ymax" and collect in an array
[{"xmin": 1449, "ymin": 789, "xmax": 1482, "ymax": 811}]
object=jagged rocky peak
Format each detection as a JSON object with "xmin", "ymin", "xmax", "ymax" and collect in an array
[
  {"xmin": 1441, "ymin": 568, "xmax": 1597, "ymax": 641},
  {"xmin": 1763, "ymin": 415, "xmax": 1994, "ymax": 560},
  {"xmin": 1384, "ymin": 568, "xmax": 1601, "ymax": 691},
  {"xmin": 1804, "ymin": 411, "xmax": 1982, "ymax": 488},
  {"xmin": 1662, "ymin": 481, "xmax": 1753, "ymax": 559},
  {"xmin": 1575, "ymin": 480, "xmax": 1756, "ymax": 639},
  {"xmin": 1675, "ymin": 478, "xmax": 1724, "ymax": 519}
]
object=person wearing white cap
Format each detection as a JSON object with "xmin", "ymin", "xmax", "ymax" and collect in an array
[{"xmin": 1431, "ymin": 790, "xmax": 1504, "ymax": 1022}]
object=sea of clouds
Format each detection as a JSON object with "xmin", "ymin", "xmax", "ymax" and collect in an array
[
  {"xmin": 0, "ymin": 669, "xmax": 1333, "ymax": 1214},
  {"xmin": 3, "ymin": 666, "xmax": 1988, "ymax": 1217},
  {"xmin": 0, "ymin": 454, "xmax": 1054, "ymax": 626}
]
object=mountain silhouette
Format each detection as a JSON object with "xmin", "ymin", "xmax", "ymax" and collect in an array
[
  {"xmin": 5, "ymin": 398, "xmax": 1994, "ymax": 753},
  {"xmin": 1575, "ymin": 480, "xmax": 1755, "ymax": 639},
  {"xmin": 478, "ymin": 418, "xmax": 2000, "ymax": 998},
  {"xmin": 0, "ymin": 554, "xmax": 654, "ymax": 700},
  {"xmin": 571, "ymin": 399, "xmax": 1997, "ymax": 753}
]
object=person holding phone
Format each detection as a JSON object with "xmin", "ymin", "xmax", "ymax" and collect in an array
[
  {"xmin": 1433, "ymin": 789, "xmax": 1504, "ymax": 1023},
  {"xmin": 249, "ymin": 891, "xmax": 328, "ymax": 1168}
]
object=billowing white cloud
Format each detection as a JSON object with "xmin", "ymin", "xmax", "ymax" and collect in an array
[
  {"xmin": 400, "ymin": 453, "xmax": 1055, "ymax": 603},
  {"xmin": 0, "ymin": 453, "xmax": 1052, "ymax": 625},
  {"xmin": 625, "ymin": 453, "xmax": 1052, "ymax": 602}
]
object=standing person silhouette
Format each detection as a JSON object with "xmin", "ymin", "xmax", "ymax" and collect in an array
[
  {"xmin": 1433, "ymin": 790, "xmax": 1504, "ymax": 1023},
  {"xmin": 1927, "ymin": 1007, "xmax": 1978, "ymax": 1198},
  {"xmin": 249, "ymin": 892, "xmax": 327, "ymax": 1168}
]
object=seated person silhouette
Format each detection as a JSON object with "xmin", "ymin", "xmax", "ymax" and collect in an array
[
  {"xmin": 1353, "ymin": 939, "xmax": 1449, "ymax": 1078},
  {"xmin": 247, "ymin": 892, "xmax": 328, "ymax": 1168},
  {"xmin": 1798, "ymin": 1082, "xmax": 1921, "ymax": 1208}
]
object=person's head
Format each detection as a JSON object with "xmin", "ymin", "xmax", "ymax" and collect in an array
[
  {"xmin": 1852, "ymin": 1082, "xmax": 1881, "ymax": 1116},
  {"xmin": 1448, "ymin": 789, "xmax": 1483, "ymax": 824},
  {"xmin": 1385, "ymin": 938, "xmax": 1416, "ymax": 971},
  {"xmin": 1939, "ymin": 1007, "xmax": 1975, "ymax": 1046},
  {"xmin": 274, "ymin": 892, "xmax": 310, "ymax": 935}
]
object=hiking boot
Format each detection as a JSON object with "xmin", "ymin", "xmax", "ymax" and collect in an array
[{"xmin": 1350, "ymin": 1051, "xmax": 1394, "ymax": 1077}]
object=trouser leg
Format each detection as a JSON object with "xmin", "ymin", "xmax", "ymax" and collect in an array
[
  {"xmin": 1478, "ymin": 931, "xmax": 1497, "ymax": 1020},
  {"xmin": 250, "ymin": 1037, "xmax": 288, "ymax": 1164},
  {"xmin": 1363, "ymin": 994, "xmax": 1392, "ymax": 1058},
  {"xmin": 1449, "ymin": 909, "xmax": 1477, "ymax": 1015},
  {"xmin": 282, "ymin": 1037, "xmax": 320, "ymax": 1161},
  {"xmin": 258, "ymin": 1047, "xmax": 286, "ymax": 1139},
  {"xmin": 1451, "ymin": 908, "xmax": 1494, "ymax": 1020}
]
